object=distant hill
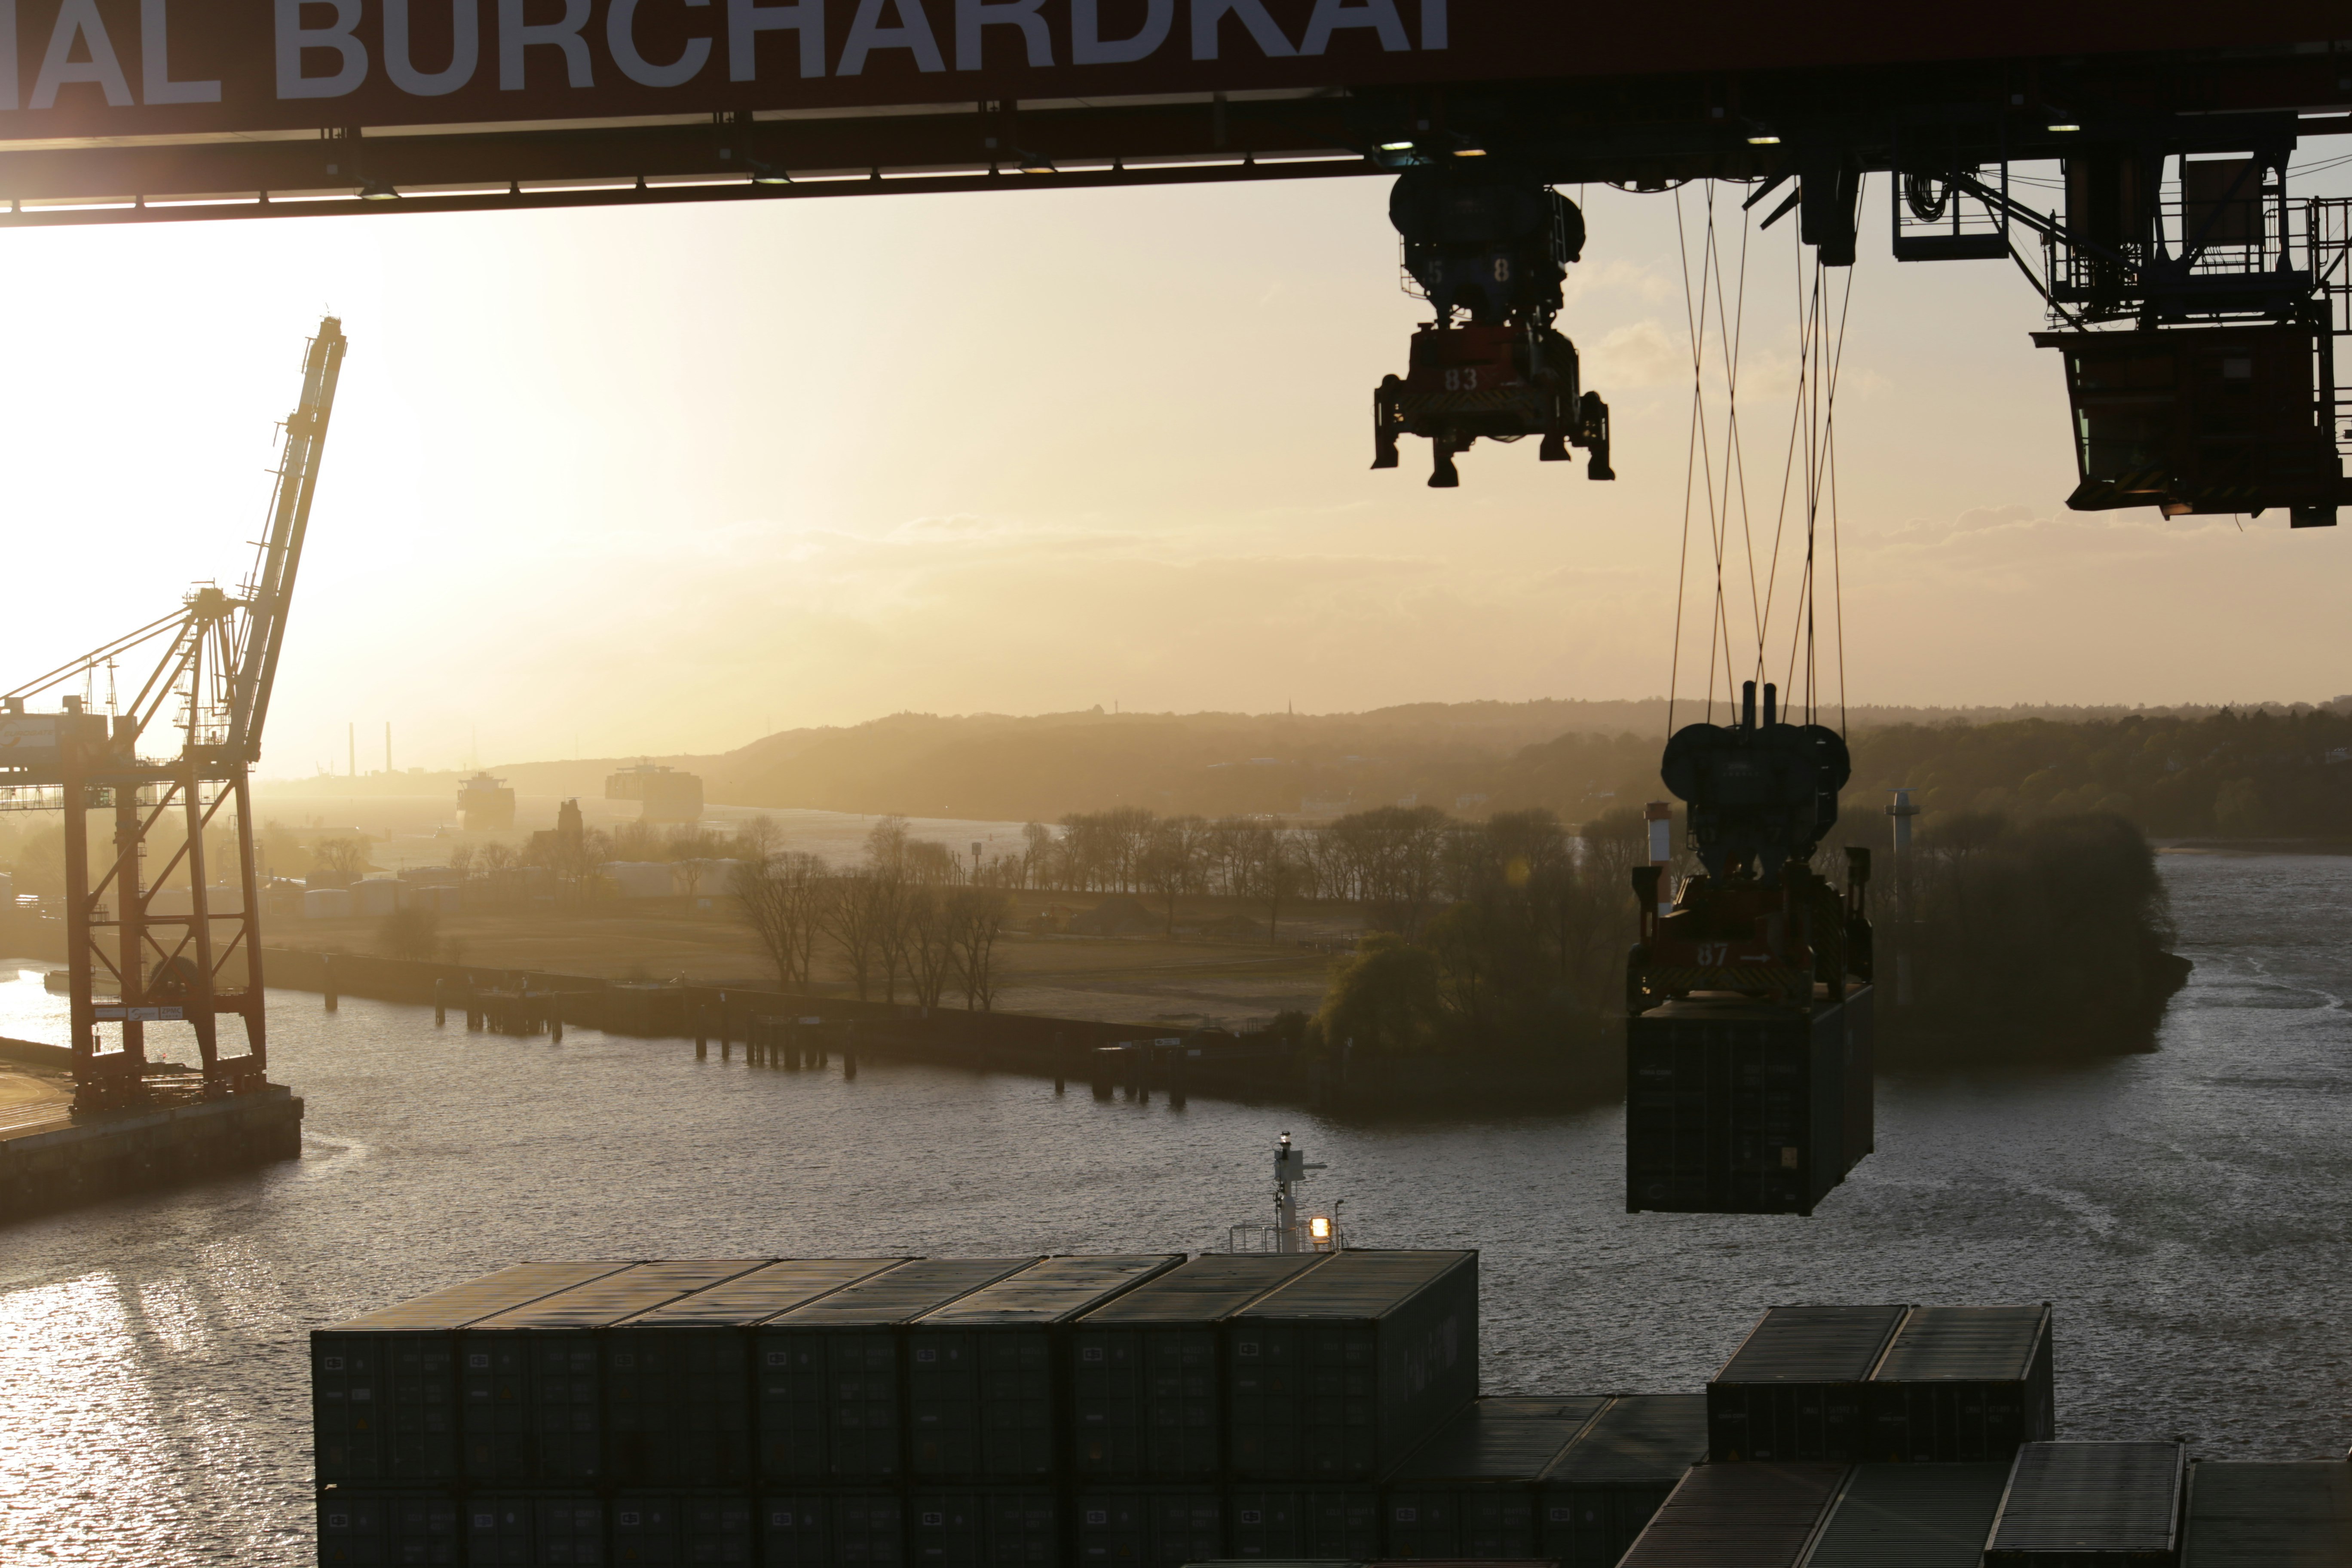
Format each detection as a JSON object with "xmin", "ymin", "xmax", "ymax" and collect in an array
[{"xmin": 256, "ymin": 696, "xmax": 2352, "ymax": 830}]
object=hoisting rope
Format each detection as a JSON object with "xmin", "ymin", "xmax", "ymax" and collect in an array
[
  {"xmin": 1670, "ymin": 177, "xmax": 1859, "ymax": 741},
  {"xmin": 1668, "ymin": 184, "xmax": 1764, "ymax": 737}
]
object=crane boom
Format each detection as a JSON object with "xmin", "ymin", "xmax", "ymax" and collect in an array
[{"xmin": 227, "ymin": 316, "xmax": 346, "ymax": 766}]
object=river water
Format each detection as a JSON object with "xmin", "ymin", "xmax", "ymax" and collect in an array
[{"xmin": 0, "ymin": 852, "xmax": 2345, "ymax": 1565}]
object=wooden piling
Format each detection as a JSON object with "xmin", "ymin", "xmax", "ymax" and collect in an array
[
  {"xmin": 322, "ymin": 956, "xmax": 337, "ymax": 1012},
  {"xmin": 433, "ymin": 978, "xmax": 446, "ymax": 1026}
]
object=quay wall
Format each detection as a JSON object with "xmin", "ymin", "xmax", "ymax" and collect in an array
[
  {"xmin": 0, "ymin": 1084, "xmax": 304, "ymax": 1225},
  {"xmin": 258, "ymin": 949, "xmax": 1615, "ymax": 1109}
]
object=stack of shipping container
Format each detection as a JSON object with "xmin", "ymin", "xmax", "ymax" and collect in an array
[
  {"xmin": 319, "ymin": 1250, "xmax": 1546, "ymax": 1567},
  {"xmin": 1617, "ymin": 1302, "xmax": 2349, "ymax": 1568},
  {"xmin": 318, "ymin": 1276, "xmax": 2349, "ymax": 1567}
]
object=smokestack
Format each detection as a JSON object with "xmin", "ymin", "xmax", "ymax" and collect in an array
[
  {"xmin": 349, "ymin": 722, "xmax": 355, "ymax": 778},
  {"xmin": 385, "ymin": 721, "xmax": 392, "ymax": 775}
]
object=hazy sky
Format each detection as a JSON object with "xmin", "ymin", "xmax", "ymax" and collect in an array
[{"xmin": 1, "ymin": 154, "xmax": 2346, "ymax": 777}]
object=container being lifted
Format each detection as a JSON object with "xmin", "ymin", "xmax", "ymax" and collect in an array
[{"xmin": 1626, "ymin": 680, "xmax": 1875, "ymax": 1217}]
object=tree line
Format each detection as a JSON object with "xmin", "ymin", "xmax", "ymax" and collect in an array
[{"xmin": 732, "ymin": 817, "xmax": 1011, "ymax": 1009}]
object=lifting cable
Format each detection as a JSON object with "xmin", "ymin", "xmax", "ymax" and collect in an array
[
  {"xmin": 1668, "ymin": 184, "xmax": 1764, "ymax": 737},
  {"xmin": 1673, "ymin": 177, "xmax": 1860, "ymax": 742}
]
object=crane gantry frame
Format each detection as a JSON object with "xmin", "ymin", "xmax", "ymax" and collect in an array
[{"xmin": 0, "ymin": 318, "xmax": 346, "ymax": 1112}]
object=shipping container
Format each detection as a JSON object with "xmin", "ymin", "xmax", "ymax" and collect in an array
[
  {"xmin": 1800, "ymin": 1464, "xmax": 2012, "ymax": 1568},
  {"xmin": 313, "ymin": 1260, "xmax": 632, "ymax": 1486},
  {"xmin": 2180, "ymin": 1460, "xmax": 2352, "ymax": 1566},
  {"xmin": 1075, "ymin": 1486, "xmax": 1225, "ymax": 1565},
  {"xmin": 1537, "ymin": 1394, "xmax": 1709, "ymax": 1568},
  {"xmin": 317, "ymin": 1489, "xmax": 462, "ymax": 1566},
  {"xmin": 459, "ymin": 1261, "xmax": 768, "ymax": 1484},
  {"xmin": 608, "ymin": 1491, "xmax": 757, "ymax": 1565},
  {"xmin": 1617, "ymin": 1463, "xmax": 1850, "ymax": 1568},
  {"xmin": 762, "ymin": 1489, "xmax": 903, "ymax": 1565},
  {"xmin": 906, "ymin": 1255, "xmax": 1183, "ymax": 1480},
  {"xmin": 1073, "ymin": 1253, "xmax": 1333, "ymax": 1480},
  {"xmin": 1866, "ymin": 1307, "xmax": 2055, "ymax": 1464},
  {"xmin": 906, "ymin": 1488, "xmax": 1059, "ymax": 1567},
  {"xmin": 1228, "ymin": 1252, "xmax": 1480, "ymax": 1484},
  {"xmin": 460, "ymin": 1493, "xmax": 606, "ymax": 1565},
  {"xmin": 1625, "ymin": 989, "xmax": 1873, "ymax": 1216},
  {"xmin": 757, "ymin": 1259, "xmax": 1040, "ymax": 1484},
  {"xmin": 603, "ymin": 1258, "xmax": 908, "ymax": 1486},
  {"xmin": 1708, "ymin": 1306, "xmax": 1909, "ymax": 1463},
  {"xmin": 1383, "ymin": 1396, "xmax": 1611, "ymax": 1560},
  {"xmin": 1984, "ymin": 1442, "xmax": 2185, "ymax": 1568},
  {"xmin": 1221, "ymin": 1488, "xmax": 1383, "ymax": 1561}
]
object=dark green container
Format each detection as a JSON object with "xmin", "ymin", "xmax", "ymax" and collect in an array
[
  {"xmin": 1536, "ymin": 1393, "xmax": 1708, "ymax": 1568},
  {"xmin": 458, "ymin": 1261, "xmax": 766, "ymax": 1483},
  {"xmin": 1227, "ymin": 1251, "xmax": 1479, "ymax": 1484},
  {"xmin": 756, "ymin": 1258, "xmax": 1039, "ymax": 1483},
  {"xmin": 1382, "ymin": 1394, "xmax": 1611, "ymax": 1559},
  {"xmin": 906, "ymin": 1488, "xmax": 1057, "ymax": 1566},
  {"xmin": 905, "ymin": 1255, "xmax": 1183, "ymax": 1480},
  {"xmin": 1073, "ymin": 1485, "xmax": 1223, "ymax": 1565},
  {"xmin": 603, "ymin": 1258, "xmax": 906, "ymax": 1486},
  {"xmin": 1072, "ymin": 1253, "xmax": 1332, "ymax": 1480},
  {"xmin": 312, "ymin": 1260, "xmax": 627, "ymax": 1486},
  {"xmin": 1707, "ymin": 1305, "xmax": 1909, "ymax": 1464},
  {"xmin": 1625, "ymin": 989, "xmax": 1874, "ymax": 1217},
  {"xmin": 761, "ymin": 1488, "xmax": 902, "ymax": 1564}
]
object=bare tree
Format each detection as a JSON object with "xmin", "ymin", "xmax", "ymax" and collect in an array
[
  {"xmin": 947, "ymin": 886, "xmax": 1012, "ymax": 1011},
  {"xmin": 1246, "ymin": 826, "xmax": 1308, "ymax": 943},
  {"xmin": 1140, "ymin": 815, "xmax": 1211, "ymax": 936},
  {"xmin": 311, "ymin": 836, "xmax": 370, "ymax": 881},
  {"xmin": 866, "ymin": 815, "xmax": 912, "ymax": 875},
  {"xmin": 899, "ymin": 885, "xmax": 961, "ymax": 1007},
  {"xmin": 1020, "ymin": 821, "xmax": 1054, "ymax": 889},
  {"xmin": 823, "ymin": 868, "xmax": 896, "ymax": 1002},
  {"xmin": 734, "ymin": 852, "xmax": 827, "ymax": 989},
  {"xmin": 733, "ymin": 815, "xmax": 785, "ymax": 861}
]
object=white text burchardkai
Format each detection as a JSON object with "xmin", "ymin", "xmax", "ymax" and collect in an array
[{"xmin": 0, "ymin": 1, "xmax": 2324, "ymax": 143}]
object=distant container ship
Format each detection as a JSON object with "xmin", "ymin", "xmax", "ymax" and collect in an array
[
  {"xmin": 606, "ymin": 762, "xmax": 703, "ymax": 825},
  {"xmin": 456, "ymin": 773, "xmax": 515, "ymax": 833}
]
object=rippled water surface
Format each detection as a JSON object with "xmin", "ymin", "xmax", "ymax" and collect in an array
[{"xmin": 1, "ymin": 852, "xmax": 2347, "ymax": 1565}]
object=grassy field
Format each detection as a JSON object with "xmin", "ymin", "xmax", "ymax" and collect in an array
[{"xmin": 268, "ymin": 891, "xmax": 1364, "ymax": 1031}]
